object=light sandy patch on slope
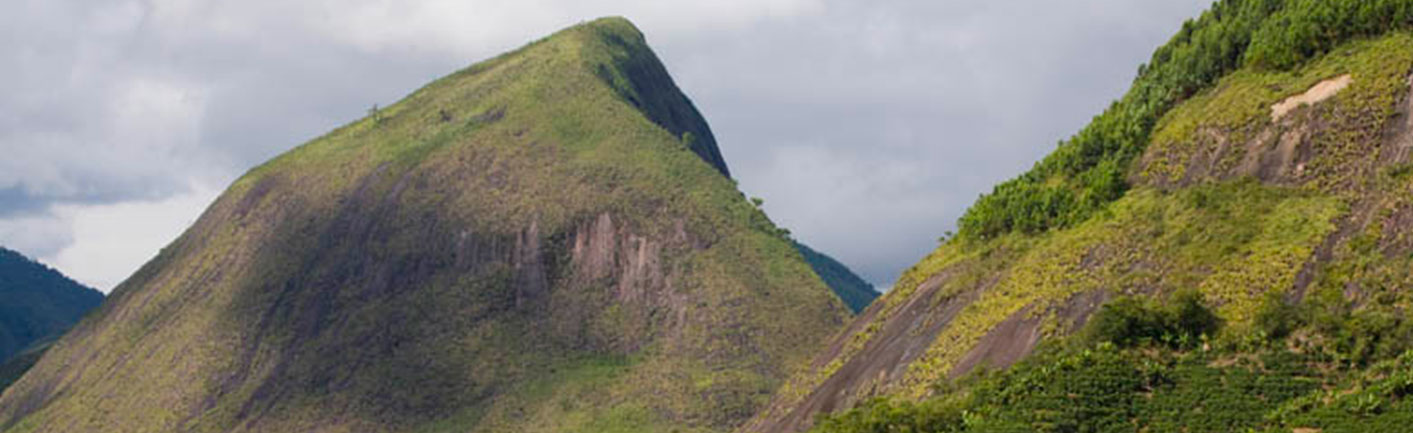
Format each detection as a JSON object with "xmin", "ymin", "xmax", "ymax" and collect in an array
[{"xmin": 1271, "ymin": 74, "xmax": 1352, "ymax": 121}]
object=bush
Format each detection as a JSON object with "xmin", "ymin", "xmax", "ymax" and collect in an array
[
  {"xmin": 812, "ymin": 397, "xmax": 967, "ymax": 433},
  {"xmin": 1253, "ymin": 292, "xmax": 1301, "ymax": 339},
  {"xmin": 1090, "ymin": 297, "xmax": 1172, "ymax": 347},
  {"xmin": 1172, "ymin": 290, "xmax": 1221, "ymax": 340},
  {"xmin": 1088, "ymin": 290, "xmax": 1219, "ymax": 348},
  {"xmin": 1337, "ymin": 309, "xmax": 1413, "ymax": 367}
]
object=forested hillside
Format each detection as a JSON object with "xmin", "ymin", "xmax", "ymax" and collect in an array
[
  {"xmin": 742, "ymin": 2, "xmax": 1413, "ymax": 432},
  {"xmin": 794, "ymin": 242, "xmax": 878, "ymax": 313},
  {"xmin": 0, "ymin": 247, "xmax": 102, "ymax": 364}
]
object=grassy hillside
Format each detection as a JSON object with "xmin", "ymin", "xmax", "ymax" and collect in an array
[
  {"xmin": 743, "ymin": 2, "xmax": 1413, "ymax": 432},
  {"xmin": 0, "ymin": 17, "xmax": 848, "ymax": 433},
  {"xmin": 793, "ymin": 242, "xmax": 878, "ymax": 314},
  {"xmin": 0, "ymin": 247, "xmax": 102, "ymax": 365}
]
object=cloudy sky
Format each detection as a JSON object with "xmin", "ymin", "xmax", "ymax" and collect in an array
[{"xmin": 0, "ymin": 0, "xmax": 1212, "ymax": 292}]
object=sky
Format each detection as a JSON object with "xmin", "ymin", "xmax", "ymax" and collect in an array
[{"xmin": 0, "ymin": 0, "xmax": 1213, "ymax": 292}]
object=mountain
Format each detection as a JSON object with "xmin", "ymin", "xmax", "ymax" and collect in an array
[
  {"xmin": 792, "ymin": 242, "xmax": 877, "ymax": 314},
  {"xmin": 743, "ymin": 2, "xmax": 1413, "ymax": 432},
  {"xmin": 0, "ymin": 18, "xmax": 849, "ymax": 433},
  {"xmin": 0, "ymin": 247, "xmax": 103, "ymax": 365},
  {"xmin": 0, "ymin": 342, "xmax": 52, "ymax": 396}
]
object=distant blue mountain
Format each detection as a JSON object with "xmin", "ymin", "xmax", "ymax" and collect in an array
[
  {"xmin": 793, "ymin": 241, "xmax": 878, "ymax": 313},
  {"xmin": 0, "ymin": 247, "xmax": 103, "ymax": 363}
]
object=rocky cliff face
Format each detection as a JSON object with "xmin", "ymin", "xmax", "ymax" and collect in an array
[{"xmin": 0, "ymin": 18, "xmax": 848, "ymax": 433}]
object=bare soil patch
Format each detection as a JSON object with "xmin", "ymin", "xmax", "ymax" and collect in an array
[{"xmin": 1271, "ymin": 75, "xmax": 1352, "ymax": 121}]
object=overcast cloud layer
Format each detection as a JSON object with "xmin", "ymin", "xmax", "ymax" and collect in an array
[{"xmin": 1, "ymin": 0, "xmax": 1211, "ymax": 292}]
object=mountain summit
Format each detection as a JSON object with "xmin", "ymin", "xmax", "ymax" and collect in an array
[{"xmin": 0, "ymin": 17, "xmax": 848, "ymax": 433}]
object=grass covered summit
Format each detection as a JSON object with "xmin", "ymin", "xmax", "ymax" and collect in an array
[{"xmin": 0, "ymin": 18, "xmax": 850, "ymax": 433}]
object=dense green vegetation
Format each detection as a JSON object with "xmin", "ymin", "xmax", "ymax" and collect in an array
[
  {"xmin": 793, "ymin": 242, "xmax": 878, "ymax": 313},
  {"xmin": 957, "ymin": 0, "xmax": 1413, "ymax": 241},
  {"xmin": 0, "ymin": 247, "xmax": 102, "ymax": 363},
  {"xmin": 905, "ymin": 180, "xmax": 1341, "ymax": 391},
  {"xmin": 1085, "ymin": 290, "xmax": 1219, "ymax": 349},
  {"xmin": 749, "ymin": 176, "xmax": 1346, "ymax": 431},
  {"xmin": 814, "ymin": 293, "xmax": 1413, "ymax": 433}
]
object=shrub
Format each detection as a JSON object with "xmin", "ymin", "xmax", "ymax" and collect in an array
[
  {"xmin": 1087, "ymin": 290, "xmax": 1220, "ymax": 348},
  {"xmin": 812, "ymin": 397, "xmax": 967, "ymax": 433},
  {"xmin": 1252, "ymin": 292, "xmax": 1301, "ymax": 339},
  {"xmin": 1089, "ymin": 297, "xmax": 1172, "ymax": 347},
  {"xmin": 1171, "ymin": 290, "xmax": 1221, "ymax": 340},
  {"xmin": 1337, "ymin": 309, "xmax": 1413, "ymax": 367}
]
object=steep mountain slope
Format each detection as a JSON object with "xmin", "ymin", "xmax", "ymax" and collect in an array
[
  {"xmin": 0, "ymin": 18, "xmax": 849, "ymax": 433},
  {"xmin": 792, "ymin": 242, "xmax": 877, "ymax": 314},
  {"xmin": 743, "ymin": 2, "xmax": 1413, "ymax": 432},
  {"xmin": 0, "ymin": 247, "xmax": 102, "ymax": 365}
]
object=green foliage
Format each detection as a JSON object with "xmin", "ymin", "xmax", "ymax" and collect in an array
[
  {"xmin": 902, "ymin": 181, "xmax": 1338, "ymax": 389},
  {"xmin": 813, "ymin": 289, "xmax": 1413, "ymax": 433},
  {"xmin": 1087, "ymin": 290, "xmax": 1219, "ymax": 349},
  {"xmin": 813, "ymin": 397, "xmax": 968, "ymax": 433},
  {"xmin": 956, "ymin": 0, "xmax": 1413, "ymax": 241},
  {"xmin": 1264, "ymin": 351, "xmax": 1413, "ymax": 432},
  {"xmin": 1090, "ymin": 297, "xmax": 1170, "ymax": 347},
  {"xmin": 1245, "ymin": 0, "xmax": 1413, "ymax": 70},
  {"xmin": 1252, "ymin": 293, "xmax": 1301, "ymax": 340},
  {"xmin": 816, "ymin": 342, "xmax": 1325, "ymax": 433},
  {"xmin": 1305, "ymin": 298, "xmax": 1413, "ymax": 368}
]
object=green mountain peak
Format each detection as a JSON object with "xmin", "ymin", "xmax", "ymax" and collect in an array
[
  {"xmin": 577, "ymin": 17, "xmax": 731, "ymax": 178},
  {"xmin": 0, "ymin": 18, "xmax": 844, "ymax": 433}
]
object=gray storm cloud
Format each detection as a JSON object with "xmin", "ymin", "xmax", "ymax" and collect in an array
[{"xmin": 0, "ymin": 0, "xmax": 1210, "ymax": 291}]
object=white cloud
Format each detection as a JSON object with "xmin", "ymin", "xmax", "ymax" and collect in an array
[
  {"xmin": 0, "ymin": 214, "xmax": 74, "ymax": 259},
  {"xmin": 0, "ymin": 0, "xmax": 216, "ymax": 202},
  {"xmin": 43, "ymin": 181, "xmax": 221, "ymax": 292},
  {"xmin": 312, "ymin": 0, "xmax": 823, "ymax": 56}
]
